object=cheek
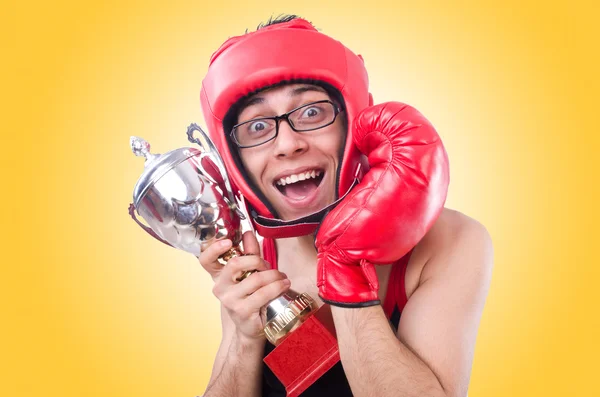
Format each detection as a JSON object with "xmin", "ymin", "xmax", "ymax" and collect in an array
[
  {"xmin": 323, "ymin": 125, "xmax": 345, "ymax": 160},
  {"xmin": 239, "ymin": 150, "xmax": 268, "ymax": 187},
  {"xmin": 326, "ymin": 140, "xmax": 343, "ymax": 160}
]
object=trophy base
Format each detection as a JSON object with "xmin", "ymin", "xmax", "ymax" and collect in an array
[{"xmin": 263, "ymin": 304, "xmax": 340, "ymax": 397}]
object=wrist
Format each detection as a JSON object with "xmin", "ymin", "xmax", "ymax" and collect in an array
[
  {"xmin": 233, "ymin": 330, "xmax": 266, "ymax": 350},
  {"xmin": 331, "ymin": 304, "xmax": 385, "ymax": 329}
]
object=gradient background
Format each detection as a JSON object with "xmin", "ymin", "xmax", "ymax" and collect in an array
[{"xmin": 2, "ymin": 1, "xmax": 598, "ymax": 396}]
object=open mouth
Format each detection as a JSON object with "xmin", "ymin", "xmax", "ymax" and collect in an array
[{"xmin": 274, "ymin": 169, "xmax": 325, "ymax": 200}]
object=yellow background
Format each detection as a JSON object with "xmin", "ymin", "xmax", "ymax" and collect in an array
[{"xmin": 2, "ymin": 1, "xmax": 598, "ymax": 396}]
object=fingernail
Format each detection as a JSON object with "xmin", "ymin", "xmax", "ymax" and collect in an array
[
  {"xmin": 283, "ymin": 279, "xmax": 291, "ymax": 286},
  {"xmin": 221, "ymin": 240, "xmax": 232, "ymax": 248}
]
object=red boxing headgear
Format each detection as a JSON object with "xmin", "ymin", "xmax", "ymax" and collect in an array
[{"xmin": 200, "ymin": 18, "xmax": 372, "ymax": 238}]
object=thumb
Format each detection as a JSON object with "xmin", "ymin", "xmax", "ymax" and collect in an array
[
  {"xmin": 198, "ymin": 239, "xmax": 232, "ymax": 278},
  {"xmin": 241, "ymin": 230, "xmax": 261, "ymax": 256}
]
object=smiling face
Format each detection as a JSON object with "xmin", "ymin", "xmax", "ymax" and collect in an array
[{"xmin": 233, "ymin": 83, "xmax": 345, "ymax": 221}]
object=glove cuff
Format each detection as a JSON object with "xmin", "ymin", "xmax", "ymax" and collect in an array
[
  {"xmin": 317, "ymin": 249, "xmax": 380, "ymax": 307},
  {"xmin": 319, "ymin": 295, "xmax": 381, "ymax": 308}
]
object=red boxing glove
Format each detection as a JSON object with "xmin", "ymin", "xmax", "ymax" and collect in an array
[{"xmin": 315, "ymin": 102, "xmax": 449, "ymax": 307}]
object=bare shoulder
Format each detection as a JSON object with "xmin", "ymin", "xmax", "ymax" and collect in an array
[
  {"xmin": 397, "ymin": 209, "xmax": 494, "ymax": 396},
  {"xmin": 405, "ymin": 208, "xmax": 494, "ymax": 298}
]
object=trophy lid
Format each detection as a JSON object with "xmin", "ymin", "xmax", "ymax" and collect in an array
[{"xmin": 130, "ymin": 136, "xmax": 200, "ymax": 207}]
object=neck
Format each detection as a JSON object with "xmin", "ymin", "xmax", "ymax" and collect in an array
[{"xmin": 274, "ymin": 233, "xmax": 318, "ymax": 275}]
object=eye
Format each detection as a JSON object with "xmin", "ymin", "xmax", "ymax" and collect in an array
[
  {"xmin": 239, "ymin": 119, "xmax": 275, "ymax": 139},
  {"xmin": 248, "ymin": 120, "xmax": 268, "ymax": 133},
  {"xmin": 301, "ymin": 106, "xmax": 321, "ymax": 118}
]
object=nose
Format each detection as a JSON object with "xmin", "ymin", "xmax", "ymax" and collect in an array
[{"xmin": 273, "ymin": 119, "xmax": 308, "ymax": 158}]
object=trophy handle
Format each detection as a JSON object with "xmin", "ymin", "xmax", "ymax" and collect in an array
[
  {"xmin": 128, "ymin": 203, "xmax": 174, "ymax": 248},
  {"xmin": 186, "ymin": 123, "xmax": 245, "ymax": 220}
]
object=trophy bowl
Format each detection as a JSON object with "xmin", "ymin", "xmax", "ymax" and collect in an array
[{"xmin": 129, "ymin": 129, "xmax": 242, "ymax": 257}]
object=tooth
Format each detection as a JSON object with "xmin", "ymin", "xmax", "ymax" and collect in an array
[
  {"xmin": 299, "ymin": 173, "xmax": 306, "ymax": 181},
  {"xmin": 311, "ymin": 170, "xmax": 316, "ymax": 178},
  {"xmin": 316, "ymin": 170, "xmax": 321, "ymax": 177},
  {"xmin": 305, "ymin": 172, "xmax": 311, "ymax": 179},
  {"xmin": 291, "ymin": 175, "xmax": 299, "ymax": 183},
  {"xmin": 279, "ymin": 178, "xmax": 286, "ymax": 186},
  {"xmin": 286, "ymin": 176, "xmax": 292, "ymax": 184}
]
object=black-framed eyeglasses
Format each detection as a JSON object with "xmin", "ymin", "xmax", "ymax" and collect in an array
[{"xmin": 230, "ymin": 100, "xmax": 344, "ymax": 149}]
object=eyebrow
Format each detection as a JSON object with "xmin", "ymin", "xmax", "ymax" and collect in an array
[
  {"xmin": 241, "ymin": 85, "xmax": 327, "ymax": 108},
  {"xmin": 290, "ymin": 85, "xmax": 327, "ymax": 96}
]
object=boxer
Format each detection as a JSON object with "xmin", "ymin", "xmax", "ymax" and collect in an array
[{"xmin": 198, "ymin": 15, "xmax": 492, "ymax": 397}]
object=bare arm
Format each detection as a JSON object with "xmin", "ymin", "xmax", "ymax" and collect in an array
[
  {"xmin": 332, "ymin": 211, "xmax": 493, "ymax": 397},
  {"xmin": 199, "ymin": 232, "xmax": 290, "ymax": 397},
  {"xmin": 203, "ymin": 310, "xmax": 265, "ymax": 397}
]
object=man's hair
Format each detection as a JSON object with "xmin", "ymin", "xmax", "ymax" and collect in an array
[{"xmin": 244, "ymin": 14, "xmax": 316, "ymax": 33}]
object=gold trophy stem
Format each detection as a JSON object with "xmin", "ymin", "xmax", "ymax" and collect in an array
[{"xmin": 219, "ymin": 246, "xmax": 256, "ymax": 281}]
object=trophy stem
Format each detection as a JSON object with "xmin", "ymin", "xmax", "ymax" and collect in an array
[
  {"xmin": 219, "ymin": 245, "xmax": 256, "ymax": 281},
  {"xmin": 219, "ymin": 246, "xmax": 243, "ymax": 262}
]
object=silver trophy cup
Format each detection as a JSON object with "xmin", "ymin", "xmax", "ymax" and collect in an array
[{"xmin": 129, "ymin": 124, "xmax": 316, "ymax": 344}]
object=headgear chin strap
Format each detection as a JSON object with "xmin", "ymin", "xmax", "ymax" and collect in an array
[{"xmin": 200, "ymin": 18, "xmax": 372, "ymax": 238}]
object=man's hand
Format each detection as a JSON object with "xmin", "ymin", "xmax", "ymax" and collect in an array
[{"xmin": 198, "ymin": 231, "xmax": 291, "ymax": 342}]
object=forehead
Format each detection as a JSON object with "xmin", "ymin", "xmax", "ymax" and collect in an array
[{"xmin": 239, "ymin": 83, "xmax": 330, "ymax": 110}]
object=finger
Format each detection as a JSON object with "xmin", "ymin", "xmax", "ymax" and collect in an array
[
  {"xmin": 223, "ymin": 255, "xmax": 269, "ymax": 282},
  {"xmin": 214, "ymin": 269, "xmax": 286, "ymax": 307},
  {"xmin": 230, "ymin": 270, "xmax": 288, "ymax": 299},
  {"xmin": 244, "ymin": 278, "xmax": 292, "ymax": 312},
  {"xmin": 198, "ymin": 239, "xmax": 232, "ymax": 276},
  {"xmin": 212, "ymin": 255, "xmax": 266, "ymax": 298},
  {"xmin": 241, "ymin": 231, "xmax": 261, "ymax": 256}
]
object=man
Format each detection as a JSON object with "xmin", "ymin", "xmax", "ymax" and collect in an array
[{"xmin": 198, "ymin": 15, "xmax": 493, "ymax": 397}]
